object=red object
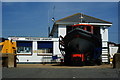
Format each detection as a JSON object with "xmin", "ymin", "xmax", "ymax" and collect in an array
[
  {"xmin": 84, "ymin": 27, "xmax": 87, "ymax": 30},
  {"xmin": 72, "ymin": 54, "xmax": 84, "ymax": 61},
  {"xmin": 72, "ymin": 24, "xmax": 93, "ymax": 27},
  {"xmin": 72, "ymin": 24, "xmax": 94, "ymax": 34},
  {"xmin": 91, "ymin": 26, "xmax": 93, "ymax": 33}
]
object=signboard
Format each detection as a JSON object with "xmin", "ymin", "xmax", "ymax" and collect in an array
[
  {"xmin": 9, "ymin": 37, "xmax": 59, "ymax": 41},
  {"xmin": 25, "ymin": 38, "xmax": 52, "ymax": 41}
]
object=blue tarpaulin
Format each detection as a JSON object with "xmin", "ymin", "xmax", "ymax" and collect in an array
[{"xmin": 52, "ymin": 55, "xmax": 58, "ymax": 60}]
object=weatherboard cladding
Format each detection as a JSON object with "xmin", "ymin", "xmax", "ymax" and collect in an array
[{"xmin": 55, "ymin": 13, "xmax": 112, "ymax": 24}]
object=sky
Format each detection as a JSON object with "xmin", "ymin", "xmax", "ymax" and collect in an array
[
  {"xmin": 1, "ymin": 0, "xmax": 120, "ymax": 2},
  {"xmin": 2, "ymin": 2, "xmax": 119, "ymax": 43}
]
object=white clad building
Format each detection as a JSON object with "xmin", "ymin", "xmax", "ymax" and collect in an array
[
  {"xmin": 8, "ymin": 37, "xmax": 61, "ymax": 63},
  {"xmin": 50, "ymin": 13, "xmax": 112, "ymax": 63},
  {"xmin": 9, "ymin": 13, "xmax": 112, "ymax": 63}
]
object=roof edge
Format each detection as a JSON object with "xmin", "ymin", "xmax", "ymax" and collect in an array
[{"xmin": 55, "ymin": 13, "xmax": 112, "ymax": 24}]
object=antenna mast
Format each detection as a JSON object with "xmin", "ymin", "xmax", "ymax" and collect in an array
[
  {"xmin": 52, "ymin": 5, "xmax": 55, "ymax": 20},
  {"xmin": 48, "ymin": 10, "xmax": 50, "ymax": 37}
]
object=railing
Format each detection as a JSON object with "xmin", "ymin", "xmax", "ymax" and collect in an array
[{"xmin": 59, "ymin": 35, "xmax": 65, "ymax": 56}]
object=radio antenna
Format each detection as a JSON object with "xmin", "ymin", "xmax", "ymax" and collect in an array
[
  {"xmin": 52, "ymin": 5, "xmax": 55, "ymax": 22},
  {"xmin": 48, "ymin": 10, "xmax": 50, "ymax": 37}
]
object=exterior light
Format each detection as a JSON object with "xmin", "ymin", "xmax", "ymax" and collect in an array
[
  {"xmin": 52, "ymin": 17, "xmax": 55, "ymax": 22},
  {"xmin": 102, "ymin": 26, "xmax": 107, "ymax": 30}
]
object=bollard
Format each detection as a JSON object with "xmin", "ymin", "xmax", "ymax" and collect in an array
[
  {"xmin": 113, "ymin": 53, "xmax": 120, "ymax": 69},
  {"xmin": 2, "ymin": 53, "xmax": 16, "ymax": 68},
  {"xmin": 8, "ymin": 54, "xmax": 16, "ymax": 67}
]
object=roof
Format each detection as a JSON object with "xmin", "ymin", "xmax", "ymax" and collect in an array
[
  {"xmin": 50, "ymin": 13, "xmax": 112, "ymax": 36},
  {"xmin": 55, "ymin": 13, "xmax": 112, "ymax": 24}
]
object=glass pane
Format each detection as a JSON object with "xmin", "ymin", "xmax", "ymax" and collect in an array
[
  {"xmin": 17, "ymin": 46, "xmax": 31, "ymax": 53},
  {"xmin": 38, "ymin": 48, "xmax": 53, "ymax": 53}
]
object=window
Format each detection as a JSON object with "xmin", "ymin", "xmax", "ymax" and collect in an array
[
  {"xmin": 37, "ymin": 41, "xmax": 53, "ymax": 53},
  {"xmin": 17, "ymin": 41, "xmax": 32, "ymax": 53},
  {"xmin": 37, "ymin": 48, "xmax": 53, "ymax": 53},
  {"xmin": 87, "ymin": 26, "xmax": 91, "ymax": 32}
]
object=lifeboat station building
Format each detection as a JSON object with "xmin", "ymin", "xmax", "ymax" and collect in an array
[{"xmin": 8, "ymin": 13, "xmax": 112, "ymax": 63}]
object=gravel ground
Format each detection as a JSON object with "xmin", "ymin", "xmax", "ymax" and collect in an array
[
  {"xmin": 16, "ymin": 64, "xmax": 113, "ymax": 68},
  {"xmin": 2, "ymin": 64, "xmax": 120, "ymax": 78}
]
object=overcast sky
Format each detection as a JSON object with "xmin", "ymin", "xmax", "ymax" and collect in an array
[{"xmin": 2, "ymin": 2, "xmax": 119, "ymax": 43}]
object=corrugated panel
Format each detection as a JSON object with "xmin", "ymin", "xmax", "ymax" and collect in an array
[{"xmin": 38, "ymin": 41, "xmax": 53, "ymax": 48}]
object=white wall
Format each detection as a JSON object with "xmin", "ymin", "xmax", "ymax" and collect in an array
[
  {"xmin": 53, "ymin": 41, "xmax": 61, "ymax": 55},
  {"xmin": 58, "ymin": 25, "xmax": 66, "ymax": 37},
  {"xmin": 100, "ymin": 27, "xmax": 109, "ymax": 63},
  {"xmin": 109, "ymin": 46, "xmax": 119, "ymax": 58},
  {"xmin": 102, "ymin": 42, "xmax": 108, "ymax": 47},
  {"xmin": 100, "ymin": 27, "xmax": 108, "ymax": 41},
  {"xmin": 53, "ymin": 41, "xmax": 62, "ymax": 62},
  {"xmin": 17, "ymin": 41, "xmax": 52, "ymax": 63}
]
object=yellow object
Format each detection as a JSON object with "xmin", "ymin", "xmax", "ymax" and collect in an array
[
  {"xmin": 110, "ymin": 58, "xmax": 113, "ymax": 62},
  {"xmin": 0, "ymin": 40, "xmax": 16, "ymax": 54}
]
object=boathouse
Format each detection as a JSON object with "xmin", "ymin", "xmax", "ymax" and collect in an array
[{"xmin": 8, "ymin": 13, "xmax": 112, "ymax": 63}]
